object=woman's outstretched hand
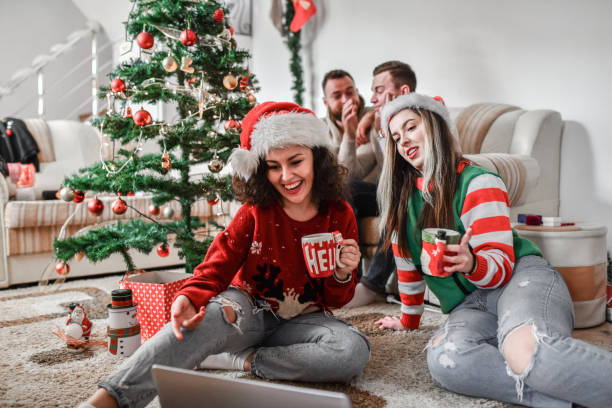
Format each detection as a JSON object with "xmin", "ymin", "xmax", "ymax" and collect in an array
[
  {"xmin": 374, "ymin": 315, "xmax": 405, "ymax": 330},
  {"xmin": 171, "ymin": 295, "xmax": 206, "ymax": 340},
  {"xmin": 335, "ymin": 238, "xmax": 361, "ymax": 280},
  {"xmin": 443, "ymin": 228, "xmax": 476, "ymax": 275}
]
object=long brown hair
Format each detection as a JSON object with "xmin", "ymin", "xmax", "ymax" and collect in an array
[
  {"xmin": 378, "ymin": 109, "xmax": 463, "ymax": 256},
  {"xmin": 232, "ymin": 146, "xmax": 349, "ymax": 212}
]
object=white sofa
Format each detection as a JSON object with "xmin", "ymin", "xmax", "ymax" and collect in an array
[
  {"xmin": 451, "ymin": 102, "xmax": 563, "ymax": 219},
  {"xmin": 0, "ymin": 119, "xmax": 217, "ymax": 288}
]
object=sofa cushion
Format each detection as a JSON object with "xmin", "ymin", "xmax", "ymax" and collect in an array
[
  {"xmin": 455, "ymin": 103, "xmax": 519, "ymax": 154},
  {"xmin": 6, "ymin": 224, "xmax": 84, "ymax": 256},
  {"xmin": 466, "ymin": 153, "xmax": 539, "ymax": 208}
]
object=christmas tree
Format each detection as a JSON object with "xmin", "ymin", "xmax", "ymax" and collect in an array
[{"xmin": 53, "ymin": 0, "xmax": 257, "ymax": 274}]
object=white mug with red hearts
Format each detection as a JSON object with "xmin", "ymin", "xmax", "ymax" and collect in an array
[{"xmin": 301, "ymin": 231, "xmax": 345, "ymax": 278}]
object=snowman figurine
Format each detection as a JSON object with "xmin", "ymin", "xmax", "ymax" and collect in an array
[{"xmin": 64, "ymin": 303, "xmax": 92, "ymax": 349}]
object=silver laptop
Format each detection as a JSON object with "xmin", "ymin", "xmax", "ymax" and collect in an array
[{"xmin": 152, "ymin": 364, "xmax": 353, "ymax": 408}]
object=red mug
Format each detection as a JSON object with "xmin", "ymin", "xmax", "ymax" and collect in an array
[
  {"xmin": 301, "ymin": 231, "xmax": 345, "ymax": 278},
  {"xmin": 421, "ymin": 228, "xmax": 460, "ymax": 277}
]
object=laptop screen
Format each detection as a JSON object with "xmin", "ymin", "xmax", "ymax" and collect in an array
[{"xmin": 152, "ymin": 364, "xmax": 353, "ymax": 408}]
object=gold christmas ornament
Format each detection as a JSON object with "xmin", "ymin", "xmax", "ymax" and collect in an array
[
  {"xmin": 180, "ymin": 56, "xmax": 195, "ymax": 73},
  {"xmin": 208, "ymin": 157, "xmax": 224, "ymax": 173},
  {"xmin": 162, "ymin": 56, "xmax": 178, "ymax": 72},
  {"xmin": 246, "ymin": 93, "xmax": 256, "ymax": 105},
  {"xmin": 75, "ymin": 251, "xmax": 85, "ymax": 262},
  {"xmin": 222, "ymin": 74, "xmax": 238, "ymax": 90},
  {"xmin": 161, "ymin": 151, "xmax": 171, "ymax": 171}
]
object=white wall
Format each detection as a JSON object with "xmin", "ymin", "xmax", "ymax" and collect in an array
[
  {"xmin": 250, "ymin": 0, "xmax": 612, "ymax": 253},
  {"xmin": 0, "ymin": 0, "xmax": 112, "ymax": 120}
]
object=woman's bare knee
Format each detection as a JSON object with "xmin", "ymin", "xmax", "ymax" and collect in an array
[
  {"xmin": 87, "ymin": 388, "xmax": 118, "ymax": 408},
  {"xmin": 431, "ymin": 332, "xmax": 446, "ymax": 347},
  {"xmin": 222, "ymin": 304, "xmax": 237, "ymax": 323},
  {"xmin": 502, "ymin": 324, "xmax": 536, "ymax": 374}
]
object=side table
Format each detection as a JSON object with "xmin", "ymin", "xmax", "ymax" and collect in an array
[{"xmin": 515, "ymin": 223, "xmax": 608, "ymax": 328}]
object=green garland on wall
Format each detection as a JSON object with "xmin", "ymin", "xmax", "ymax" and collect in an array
[{"xmin": 282, "ymin": 0, "xmax": 304, "ymax": 106}]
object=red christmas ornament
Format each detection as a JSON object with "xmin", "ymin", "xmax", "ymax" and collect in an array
[
  {"xmin": 213, "ymin": 9, "xmax": 225, "ymax": 22},
  {"xmin": 112, "ymin": 198, "xmax": 128, "ymax": 215},
  {"xmin": 208, "ymin": 198, "xmax": 219, "ymax": 206},
  {"xmin": 229, "ymin": 26, "xmax": 235, "ymax": 36},
  {"xmin": 157, "ymin": 244, "xmax": 170, "ymax": 258},
  {"xmin": 223, "ymin": 120, "xmax": 241, "ymax": 130},
  {"xmin": 180, "ymin": 29, "xmax": 197, "ymax": 46},
  {"xmin": 111, "ymin": 78, "xmax": 126, "ymax": 93},
  {"xmin": 124, "ymin": 106, "xmax": 133, "ymax": 118},
  {"xmin": 137, "ymin": 31, "xmax": 154, "ymax": 49},
  {"xmin": 127, "ymin": 191, "xmax": 135, "ymax": 196},
  {"xmin": 6, "ymin": 129, "xmax": 13, "ymax": 136},
  {"xmin": 73, "ymin": 190, "xmax": 85, "ymax": 203},
  {"xmin": 149, "ymin": 204, "xmax": 160, "ymax": 216},
  {"xmin": 133, "ymin": 109, "xmax": 152, "ymax": 126},
  {"xmin": 55, "ymin": 261, "xmax": 70, "ymax": 276},
  {"xmin": 87, "ymin": 198, "xmax": 104, "ymax": 216},
  {"xmin": 239, "ymin": 75, "xmax": 249, "ymax": 91}
]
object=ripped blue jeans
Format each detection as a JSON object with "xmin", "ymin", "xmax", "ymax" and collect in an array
[
  {"xmin": 99, "ymin": 287, "xmax": 370, "ymax": 408},
  {"xmin": 426, "ymin": 255, "xmax": 612, "ymax": 408}
]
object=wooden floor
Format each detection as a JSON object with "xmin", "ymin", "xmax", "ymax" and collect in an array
[{"xmin": 573, "ymin": 320, "xmax": 612, "ymax": 348}]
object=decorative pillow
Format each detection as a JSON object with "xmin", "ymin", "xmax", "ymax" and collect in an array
[{"xmin": 24, "ymin": 119, "xmax": 56, "ymax": 163}]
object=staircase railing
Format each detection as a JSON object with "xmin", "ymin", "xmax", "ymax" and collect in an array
[{"xmin": 0, "ymin": 20, "xmax": 114, "ymax": 120}]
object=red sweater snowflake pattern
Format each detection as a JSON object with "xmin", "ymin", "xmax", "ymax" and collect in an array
[{"xmin": 175, "ymin": 200, "xmax": 359, "ymax": 319}]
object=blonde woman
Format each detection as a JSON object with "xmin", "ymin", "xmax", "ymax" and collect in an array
[{"xmin": 375, "ymin": 93, "xmax": 612, "ymax": 408}]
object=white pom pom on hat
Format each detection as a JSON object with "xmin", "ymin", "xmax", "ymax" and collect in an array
[
  {"xmin": 380, "ymin": 93, "xmax": 458, "ymax": 140},
  {"xmin": 228, "ymin": 101, "xmax": 332, "ymax": 181}
]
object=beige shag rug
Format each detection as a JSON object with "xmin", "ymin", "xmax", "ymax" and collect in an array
[{"xmin": 0, "ymin": 274, "xmax": 548, "ymax": 407}]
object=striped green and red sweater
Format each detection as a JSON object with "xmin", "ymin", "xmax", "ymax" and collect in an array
[{"xmin": 393, "ymin": 161, "xmax": 541, "ymax": 329}]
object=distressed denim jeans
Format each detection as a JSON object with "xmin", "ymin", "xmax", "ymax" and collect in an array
[
  {"xmin": 426, "ymin": 255, "xmax": 612, "ymax": 408},
  {"xmin": 99, "ymin": 287, "xmax": 370, "ymax": 408}
]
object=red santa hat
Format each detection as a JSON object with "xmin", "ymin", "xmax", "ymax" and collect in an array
[{"xmin": 228, "ymin": 101, "xmax": 331, "ymax": 180}]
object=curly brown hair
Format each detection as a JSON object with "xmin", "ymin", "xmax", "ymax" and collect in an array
[{"xmin": 232, "ymin": 146, "xmax": 349, "ymax": 212}]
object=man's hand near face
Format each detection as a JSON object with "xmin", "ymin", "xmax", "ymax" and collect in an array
[
  {"xmin": 341, "ymin": 98, "xmax": 359, "ymax": 141},
  {"xmin": 356, "ymin": 110, "xmax": 375, "ymax": 147}
]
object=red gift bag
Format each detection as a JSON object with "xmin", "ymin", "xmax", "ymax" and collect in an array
[{"xmin": 119, "ymin": 271, "xmax": 191, "ymax": 341}]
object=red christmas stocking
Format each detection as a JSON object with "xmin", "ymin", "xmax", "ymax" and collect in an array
[{"xmin": 289, "ymin": 0, "xmax": 317, "ymax": 32}]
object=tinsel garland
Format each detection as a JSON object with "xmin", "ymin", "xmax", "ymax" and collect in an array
[{"xmin": 282, "ymin": 0, "xmax": 304, "ymax": 106}]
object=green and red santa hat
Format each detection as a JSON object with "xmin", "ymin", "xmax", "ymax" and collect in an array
[{"xmin": 229, "ymin": 101, "xmax": 331, "ymax": 180}]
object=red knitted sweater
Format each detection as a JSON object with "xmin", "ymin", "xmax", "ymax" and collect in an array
[{"xmin": 175, "ymin": 200, "xmax": 359, "ymax": 319}]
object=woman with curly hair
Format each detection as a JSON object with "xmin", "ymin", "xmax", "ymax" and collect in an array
[
  {"xmin": 81, "ymin": 102, "xmax": 369, "ymax": 408},
  {"xmin": 374, "ymin": 93, "xmax": 612, "ymax": 408}
]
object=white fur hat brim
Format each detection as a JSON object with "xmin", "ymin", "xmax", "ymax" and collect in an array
[
  {"xmin": 380, "ymin": 93, "xmax": 458, "ymax": 140},
  {"xmin": 229, "ymin": 112, "xmax": 332, "ymax": 180}
]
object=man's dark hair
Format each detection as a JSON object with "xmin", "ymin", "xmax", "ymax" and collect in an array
[
  {"xmin": 321, "ymin": 69, "xmax": 355, "ymax": 92},
  {"xmin": 372, "ymin": 61, "xmax": 417, "ymax": 92}
]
